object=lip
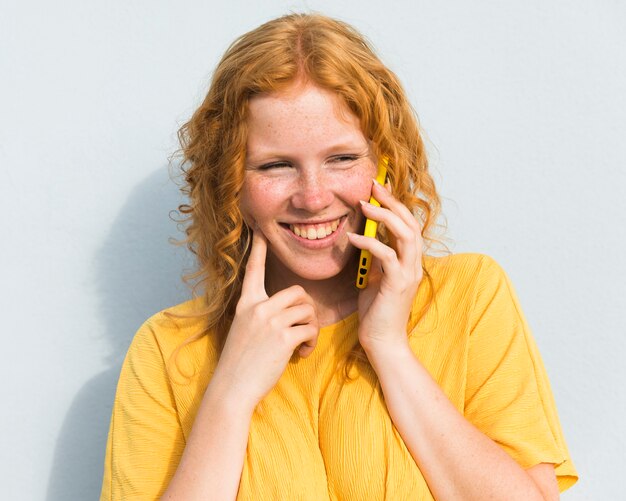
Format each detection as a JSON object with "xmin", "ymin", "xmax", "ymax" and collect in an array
[
  {"xmin": 280, "ymin": 215, "xmax": 348, "ymax": 248},
  {"xmin": 282, "ymin": 216, "xmax": 345, "ymax": 226}
]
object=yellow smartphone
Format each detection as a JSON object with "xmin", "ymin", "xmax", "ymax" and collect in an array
[{"xmin": 356, "ymin": 156, "xmax": 388, "ymax": 289}]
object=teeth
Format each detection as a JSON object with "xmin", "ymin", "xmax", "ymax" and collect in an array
[{"xmin": 289, "ymin": 218, "xmax": 342, "ymax": 240}]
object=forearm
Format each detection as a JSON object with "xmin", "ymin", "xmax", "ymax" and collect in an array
[
  {"xmin": 162, "ymin": 377, "xmax": 254, "ymax": 501},
  {"xmin": 365, "ymin": 340, "xmax": 545, "ymax": 501}
]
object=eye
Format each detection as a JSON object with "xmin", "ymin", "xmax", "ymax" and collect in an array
[
  {"xmin": 326, "ymin": 154, "xmax": 361, "ymax": 169},
  {"xmin": 257, "ymin": 161, "xmax": 292, "ymax": 170},
  {"xmin": 331, "ymin": 155, "xmax": 358, "ymax": 163}
]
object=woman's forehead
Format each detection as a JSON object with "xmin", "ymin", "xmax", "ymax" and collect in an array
[{"xmin": 246, "ymin": 86, "xmax": 367, "ymax": 160}]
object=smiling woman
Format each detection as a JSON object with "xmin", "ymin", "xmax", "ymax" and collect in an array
[
  {"xmin": 100, "ymin": 12, "xmax": 577, "ymax": 500},
  {"xmin": 242, "ymin": 82, "xmax": 376, "ymax": 290}
]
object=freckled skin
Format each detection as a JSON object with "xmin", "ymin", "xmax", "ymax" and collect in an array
[{"xmin": 240, "ymin": 82, "xmax": 377, "ymax": 288}]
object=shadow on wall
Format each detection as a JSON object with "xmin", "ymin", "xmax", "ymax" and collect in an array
[{"xmin": 46, "ymin": 165, "xmax": 192, "ymax": 500}]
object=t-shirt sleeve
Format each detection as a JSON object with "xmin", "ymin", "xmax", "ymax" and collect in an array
[
  {"xmin": 464, "ymin": 256, "xmax": 578, "ymax": 493},
  {"xmin": 100, "ymin": 320, "xmax": 185, "ymax": 500}
]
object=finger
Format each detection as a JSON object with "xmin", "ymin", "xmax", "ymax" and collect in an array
[
  {"xmin": 241, "ymin": 230, "xmax": 268, "ymax": 300},
  {"xmin": 349, "ymin": 231, "xmax": 422, "ymax": 290},
  {"xmin": 266, "ymin": 285, "xmax": 316, "ymax": 313},
  {"xmin": 370, "ymin": 180, "xmax": 424, "ymax": 263},
  {"xmin": 347, "ymin": 231, "xmax": 402, "ymax": 279},
  {"xmin": 290, "ymin": 324, "xmax": 319, "ymax": 358},
  {"xmin": 297, "ymin": 342, "xmax": 316, "ymax": 358},
  {"xmin": 279, "ymin": 303, "xmax": 318, "ymax": 329},
  {"xmin": 372, "ymin": 180, "xmax": 422, "ymax": 233},
  {"xmin": 360, "ymin": 200, "xmax": 418, "ymax": 266}
]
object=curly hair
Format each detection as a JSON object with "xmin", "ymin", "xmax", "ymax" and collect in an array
[{"xmin": 170, "ymin": 12, "xmax": 443, "ymax": 379}]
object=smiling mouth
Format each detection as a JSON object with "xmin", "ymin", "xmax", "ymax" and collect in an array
[{"xmin": 286, "ymin": 217, "xmax": 344, "ymax": 240}]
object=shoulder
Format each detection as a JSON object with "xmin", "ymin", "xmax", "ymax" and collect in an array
[
  {"xmin": 422, "ymin": 252, "xmax": 508, "ymax": 295},
  {"xmin": 408, "ymin": 253, "xmax": 514, "ymax": 333},
  {"xmin": 126, "ymin": 296, "xmax": 214, "ymax": 370},
  {"xmin": 143, "ymin": 296, "xmax": 209, "ymax": 337},
  {"xmin": 423, "ymin": 251, "xmax": 503, "ymax": 275}
]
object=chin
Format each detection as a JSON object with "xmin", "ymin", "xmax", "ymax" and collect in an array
[
  {"xmin": 292, "ymin": 266, "xmax": 347, "ymax": 282},
  {"xmin": 267, "ymin": 248, "xmax": 353, "ymax": 283},
  {"xmin": 286, "ymin": 252, "xmax": 357, "ymax": 282}
]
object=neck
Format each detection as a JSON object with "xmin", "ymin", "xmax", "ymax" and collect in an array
[{"xmin": 265, "ymin": 255, "xmax": 359, "ymax": 327}]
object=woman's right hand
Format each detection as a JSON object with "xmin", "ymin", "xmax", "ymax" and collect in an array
[{"xmin": 210, "ymin": 230, "xmax": 320, "ymax": 411}]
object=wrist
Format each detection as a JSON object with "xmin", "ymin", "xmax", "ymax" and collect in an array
[
  {"xmin": 204, "ymin": 370, "xmax": 258, "ymax": 418},
  {"xmin": 361, "ymin": 333, "xmax": 412, "ymax": 365}
]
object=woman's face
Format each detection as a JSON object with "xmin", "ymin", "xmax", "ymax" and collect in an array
[{"xmin": 241, "ymin": 81, "xmax": 377, "ymax": 283}]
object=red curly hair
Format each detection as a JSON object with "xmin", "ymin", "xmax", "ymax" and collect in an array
[{"xmin": 171, "ymin": 13, "xmax": 443, "ymax": 377}]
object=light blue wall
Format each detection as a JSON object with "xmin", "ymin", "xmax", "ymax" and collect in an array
[{"xmin": 1, "ymin": 1, "xmax": 624, "ymax": 499}]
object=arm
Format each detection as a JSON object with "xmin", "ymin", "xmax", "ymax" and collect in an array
[
  {"xmin": 162, "ymin": 230, "xmax": 319, "ymax": 500},
  {"xmin": 100, "ymin": 323, "xmax": 186, "ymax": 500},
  {"xmin": 364, "ymin": 338, "xmax": 556, "ymax": 500},
  {"xmin": 161, "ymin": 378, "xmax": 254, "ymax": 500},
  {"xmin": 348, "ymin": 180, "xmax": 560, "ymax": 500},
  {"xmin": 528, "ymin": 464, "xmax": 560, "ymax": 501}
]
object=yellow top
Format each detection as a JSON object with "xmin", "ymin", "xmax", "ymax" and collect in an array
[{"xmin": 100, "ymin": 253, "xmax": 577, "ymax": 500}]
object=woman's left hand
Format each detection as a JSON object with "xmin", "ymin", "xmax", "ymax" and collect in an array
[{"xmin": 347, "ymin": 179, "xmax": 424, "ymax": 355}]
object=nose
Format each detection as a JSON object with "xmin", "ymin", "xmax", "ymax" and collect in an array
[{"xmin": 290, "ymin": 168, "xmax": 334, "ymax": 213}]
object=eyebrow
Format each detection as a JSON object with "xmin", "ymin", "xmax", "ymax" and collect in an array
[{"xmin": 246, "ymin": 141, "xmax": 370, "ymax": 163}]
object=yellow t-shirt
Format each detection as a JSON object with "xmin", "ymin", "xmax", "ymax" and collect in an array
[{"xmin": 100, "ymin": 253, "xmax": 577, "ymax": 500}]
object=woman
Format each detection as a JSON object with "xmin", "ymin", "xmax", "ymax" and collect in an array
[{"xmin": 101, "ymin": 13, "xmax": 577, "ymax": 500}]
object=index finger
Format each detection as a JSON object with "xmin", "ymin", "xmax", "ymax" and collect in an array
[
  {"xmin": 372, "ymin": 179, "xmax": 422, "ymax": 233},
  {"xmin": 241, "ymin": 229, "xmax": 268, "ymax": 300}
]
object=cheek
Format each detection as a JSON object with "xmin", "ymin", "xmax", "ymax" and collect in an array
[
  {"xmin": 240, "ymin": 177, "xmax": 286, "ymax": 225},
  {"xmin": 337, "ymin": 165, "xmax": 377, "ymax": 203},
  {"xmin": 355, "ymin": 176, "xmax": 375, "ymax": 201},
  {"xmin": 239, "ymin": 184, "xmax": 260, "ymax": 227}
]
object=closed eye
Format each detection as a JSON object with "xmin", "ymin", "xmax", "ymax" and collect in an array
[
  {"xmin": 331, "ymin": 155, "xmax": 359, "ymax": 162},
  {"xmin": 257, "ymin": 161, "xmax": 292, "ymax": 170},
  {"xmin": 253, "ymin": 154, "xmax": 361, "ymax": 170}
]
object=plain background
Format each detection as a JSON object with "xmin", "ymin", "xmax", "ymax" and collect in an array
[{"xmin": 1, "ymin": 0, "xmax": 624, "ymax": 499}]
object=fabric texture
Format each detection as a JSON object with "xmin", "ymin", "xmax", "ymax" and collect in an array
[{"xmin": 100, "ymin": 253, "xmax": 577, "ymax": 500}]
